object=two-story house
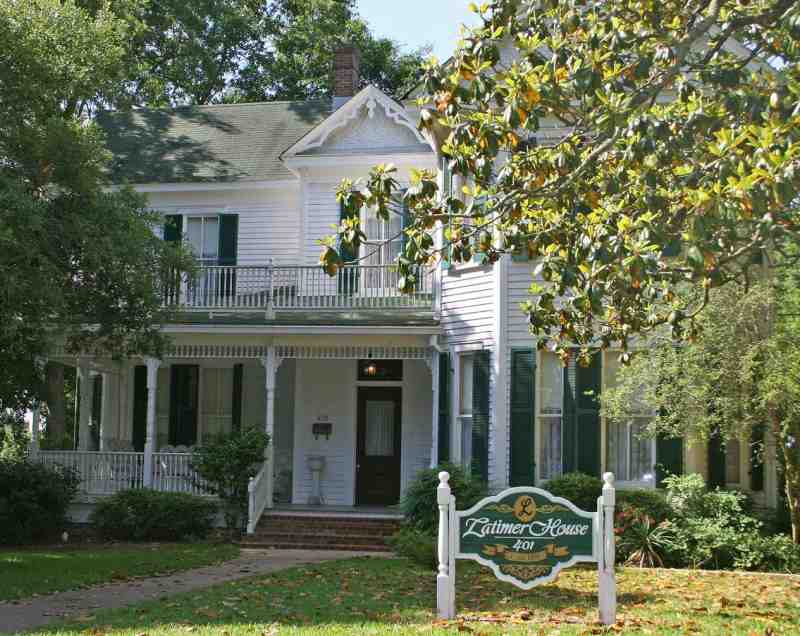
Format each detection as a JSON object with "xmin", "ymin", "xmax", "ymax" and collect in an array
[{"xmin": 33, "ymin": 45, "xmax": 779, "ymax": 539}]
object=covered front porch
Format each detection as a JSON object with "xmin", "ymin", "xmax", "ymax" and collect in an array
[{"xmin": 35, "ymin": 334, "xmax": 438, "ymax": 531}]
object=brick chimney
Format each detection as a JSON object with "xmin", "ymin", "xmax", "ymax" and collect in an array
[{"xmin": 333, "ymin": 44, "xmax": 361, "ymax": 109}]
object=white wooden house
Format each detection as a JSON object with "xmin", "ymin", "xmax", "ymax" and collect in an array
[{"xmin": 33, "ymin": 45, "xmax": 779, "ymax": 533}]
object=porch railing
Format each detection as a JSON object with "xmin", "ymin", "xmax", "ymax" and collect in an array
[
  {"xmin": 247, "ymin": 461, "xmax": 270, "ymax": 534},
  {"xmin": 38, "ymin": 451, "xmax": 145, "ymax": 496},
  {"xmin": 152, "ymin": 452, "xmax": 210, "ymax": 496},
  {"xmin": 35, "ymin": 450, "xmax": 210, "ymax": 497},
  {"xmin": 164, "ymin": 263, "xmax": 433, "ymax": 312}
]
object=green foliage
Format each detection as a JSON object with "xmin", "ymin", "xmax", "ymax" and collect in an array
[
  {"xmin": 544, "ymin": 472, "xmax": 602, "ymax": 512},
  {"xmin": 615, "ymin": 509, "xmax": 681, "ymax": 568},
  {"xmin": 0, "ymin": 1, "xmax": 195, "ymax": 410},
  {"xmin": 616, "ymin": 489, "xmax": 671, "ymax": 524},
  {"xmin": 401, "ymin": 463, "xmax": 486, "ymax": 534},
  {"xmin": 386, "ymin": 527, "xmax": 437, "ymax": 570},
  {"xmin": 0, "ymin": 458, "xmax": 78, "ymax": 544},
  {"xmin": 734, "ymin": 533, "xmax": 800, "ymax": 573},
  {"xmin": 0, "ymin": 411, "xmax": 29, "ymax": 461},
  {"xmin": 91, "ymin": 489, "xmax": 217, "ymax": 542},
  {"xmin": 190, "ymin": 429, "xmax": 270, "ymax": 531}
]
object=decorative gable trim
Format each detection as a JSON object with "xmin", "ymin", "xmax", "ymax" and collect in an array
[{"xmin": 282, "ymin": 85, "xmax": 433, "ymax": 158}]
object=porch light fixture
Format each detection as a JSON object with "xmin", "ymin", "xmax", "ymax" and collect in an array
[{"xmin": 363, "ymin": 360, "xmax": 378, "ymax": 377}]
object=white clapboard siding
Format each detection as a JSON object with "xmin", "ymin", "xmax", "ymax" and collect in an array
[
  {"xmin": 440, "ymin": 265, "xmax": 496, "ymax": 345},
  {"xmin": 401, "ymin": 360, "xmax": 433, "ymax": 491},
  {"xmin": 303, "ymin": 182, "xmax": 340, "ymax": 265},
  {"xmin": 237, "ymin": 199, "xmax": 302, "ymax": 267}
]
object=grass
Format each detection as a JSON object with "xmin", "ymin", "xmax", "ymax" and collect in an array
[
  {"xmin": 0, "ymin": 543, "xmax": 239, "ymax": 602},
  {"xmin": 30, "ymin": 556, "xmax": 800, "ymax": 635}
]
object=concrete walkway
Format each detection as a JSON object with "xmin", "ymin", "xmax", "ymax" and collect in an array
[{"xmin": 0, "ymin": 548, "xmax": 386, "ymax": 634}]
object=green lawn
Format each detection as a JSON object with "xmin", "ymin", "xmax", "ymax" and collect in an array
[
  {"xmin": 30, "ymin": 556, "xmax": 800, "ymax": 635},
  {"xmin": 0, "ymin": 543, "xmax": 239, "ymax": 602}
]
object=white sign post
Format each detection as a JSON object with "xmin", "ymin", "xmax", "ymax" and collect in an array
[{"xmin": 436, "ymin": 471, "xmax": 616, "ymax": 625}]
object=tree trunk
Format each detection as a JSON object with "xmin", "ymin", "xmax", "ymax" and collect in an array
[
  {"xmin": 784, "ymin": 447, "xmax": 800, "ymax": 545},
  {"xmin": 44, "ymin": 363, "xmax": 66, "ymax": 445}
]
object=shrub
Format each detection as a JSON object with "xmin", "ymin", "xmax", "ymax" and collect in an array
[
  {"xmin": 387, "ymin": 527, "xmax": 437, "ymax": 570},
  {"xmin": 91, "ymin": 489, "xmax": 217, "ymax": 541},
  {"xmin": 735, "ymin": 534, "xmax": 800, "ymax": 573},
  {"xmin": 190, "ymin": 428, "xmax": 270, "ymax": 531},
  {"xmin": 616, "ymin": 489, "xmax": 672, "ymax": 523},
  {"xmin": 401, "ymin": 463, "xmax": 486, "ymax": 534},
  {"xmin": 545, "ymin": 472, "xmax": 602, "ymax": 511},
  {"xmin": 616, "ymin": 509, "xmax": 682, "ymax": 568},
  {"xmin": 0, "ymin": 458, "xmax": 78, "ymax": 544}
]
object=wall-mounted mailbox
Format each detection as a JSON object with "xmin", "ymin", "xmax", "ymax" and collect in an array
[{"xmin": 313, "ymin": 421, "xmax": 332, "ymax": 440}]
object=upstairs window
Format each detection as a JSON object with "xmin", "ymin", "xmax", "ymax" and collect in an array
[{"xmin": 186, "ymin": 216, "xmax": 220, "ymax": 265}]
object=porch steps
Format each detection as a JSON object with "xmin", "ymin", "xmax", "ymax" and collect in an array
[{"xmin": 241, "ymin": 512, "xmax": 402, "ymax": 552}]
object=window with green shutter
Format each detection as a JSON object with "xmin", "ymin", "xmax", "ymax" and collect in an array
[
  {"xmin": 562, "ymin": 352, "xmax": 601, "ymax": 476},
  {"xmin": 438, "ymin": 352, "xmax": 451, "ymax": 463},
  {"xmin": 132, "ymin": 365, "xmax": 147, "ymax": 452},
  {"xmin": 655, "ymin": 434, "xmax": 683, "ymax": 487},
  {"xmin": 510, "ymin": 349, "xmax": 536, "ymax": 486},
  {"xmin": 232, "ymin": 364, "xmax": 244, "ymax": 433},
  {"xmin": 471, "ymin": 349, "xmax": 491, "ymax": 483}
]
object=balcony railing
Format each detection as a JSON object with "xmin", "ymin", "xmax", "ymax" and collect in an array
[{"xmin": 163, "ymin": 263, "xmax": 433, "ymax": 313}]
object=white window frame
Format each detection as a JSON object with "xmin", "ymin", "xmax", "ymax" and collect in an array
[
  {"xmin": 450, "ymin": 343, "xmax": 484, "ymax": 471},
  {"xmin": 602, "ymin": 350, "xmax": 657, "ymax": 489},
  {"xmin": 185, "ymin": 214, "xmax": 221, "ymax": 266},
  {"xmin": 535, "ymin": 349, "xmax": 564, "ymax": 484}
]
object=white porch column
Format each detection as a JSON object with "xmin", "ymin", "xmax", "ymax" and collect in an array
[
  {"xmin": 77, "ymin": 361, "xmax": 94, "ymax": 450},
  {"xmin": 28, "ymin": 402, "xmax": 41, "ymax": 457},
  {"xmin": 99, "ymin": 372, "xmax": 111, "ymax": 450},
  {"xmin": 143, "ymin": 357, "xmax": 161, "ymax": 488},
  {"xmin": 260, "ymin": 347, "xmax": 282, "ymax": 509},
  {"xmin": 429, "ymin": 349, "xmax": 440, "ymax": 468}
]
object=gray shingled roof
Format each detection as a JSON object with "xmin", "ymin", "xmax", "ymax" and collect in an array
[{"xmin": 97, "ymin": 101, "xmax": 331, "ymax": 184}]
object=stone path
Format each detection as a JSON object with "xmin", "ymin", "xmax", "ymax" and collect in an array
[{"xmin": 0, "ymin": 548, "xmax": 386, "ymax": 634}]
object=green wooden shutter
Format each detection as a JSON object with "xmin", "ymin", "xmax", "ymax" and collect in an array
[
  {"xmin": 576, "ymin": 353, "xmax": 601, "ymax": 476},
  {"xmin": 655, "ymin": 434, "xmax": 684, "ymax": 487},
  {"xmin": 132, "ymin": 365, "xmax": 147, "ymax": 452},
  {"xmin": 232, "ymin": 364, "xmax": 244, "ymax": 433},
  {"xmin": 91, "ymin": 375, "xmax": 102, "ymax": 450},
  {"xmin": 218, "ymin": 214, "xmax": 238, "ymax": 298},
  {"xmin": 218, "ymin": 214, "xmax": 238, "ymax": 266},
  {"xmin": 510, "ymin": 349, "xmax": 536, "ymax": 486},
  {"xmin": 562, "ymin": 352, "xmax": 601, "ymax": 476},
  {"xmin": 749, "ymin": 424, "xmax": 765, "ymax": 492},
  {"xmin": 163, "ymin": 215, "xmax": 183, "ymax": 304},
  {"xmin": 438, "ymin": 351, "xmax": 451, "ymax": 463},
  {"xmin": 164, "ymin": 214, "xmax": 183, "ymax": 243},
  {"xmin": 707, "ymin": 431, "xmax": 726, "ymax": 489},
  {"xmin": 338, "ymin": 201, "xmax": 358, "ymax": 294},
  {"xmin": 562, "ymin": 361, "xmax": 577, "ymax": 474},
  {"xmin": 169, "ymin": 365, "xmax": 199, "ymax": 446},
  {"xmin": 471, "ymin": 350, "xmax": 491, "ymax": 483}
]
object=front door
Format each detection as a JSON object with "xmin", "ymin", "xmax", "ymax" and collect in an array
[
  {"xmin": 169, "ymin": 365, "xmax": 199, "ymax": 446},
  {"xmin": 356, "ymin": 387, "xmax": 402, "ymax": 505}
]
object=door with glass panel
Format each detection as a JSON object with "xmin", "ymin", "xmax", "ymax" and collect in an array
[
  {"xmin": 186, "ymin": 216, "xmax": 219, "ymax": 305},
  {"xmin": 356, "ymin": 387, "xmax": 402, "ymax": 505}
]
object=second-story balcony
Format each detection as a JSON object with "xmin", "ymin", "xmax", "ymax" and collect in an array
[{"xmin": 163, "ymin": 262, "xmax": 434, "ymax": 317}]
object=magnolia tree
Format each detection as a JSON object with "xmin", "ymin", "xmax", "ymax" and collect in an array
[
  {"xmin": 321, "ymin": 0, "xmax": 800, "ymax": 536},
  {"xmin": 324, "ymin": 0, "xmax": 799, "ymax": 357}
]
